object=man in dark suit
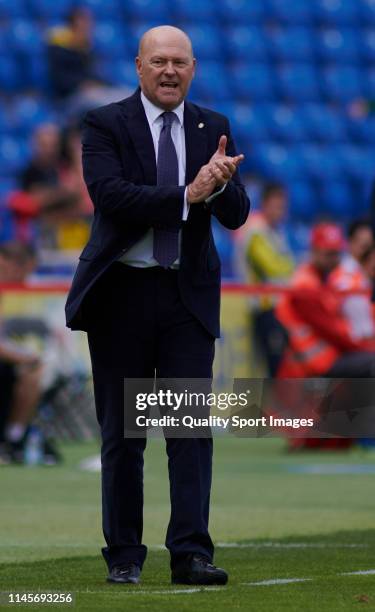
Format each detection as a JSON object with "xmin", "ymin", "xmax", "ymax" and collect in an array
[{"xmin": 65, "ymin": 25, "xmax": 250, "ymax": 585}]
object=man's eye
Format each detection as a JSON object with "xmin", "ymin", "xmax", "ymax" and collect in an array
[{"xmin": 151, "ymin": 60, "xmax": 164, "ymax": 67}]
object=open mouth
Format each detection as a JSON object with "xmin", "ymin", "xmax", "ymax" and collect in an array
[{"xmin": 160, "ymin": 82, "xmax": 178, "ymax": 89}]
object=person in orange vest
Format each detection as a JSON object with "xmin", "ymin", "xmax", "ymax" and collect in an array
[
  {"xmin": 276, "ymin": 222, "xmax": 375, "ymax": 379},
  {"xmin": 329, "ymin": 220, "xmax": 375, "ymax": 347},
  {"xmin": 275, "ymin": 223, "xmax": 375, "ymax": 450}
]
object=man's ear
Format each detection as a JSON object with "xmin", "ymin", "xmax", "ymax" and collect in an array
[
  {"xmin": 135, "ymin": 56, "xmax": 142, "ymax": 77},
  {"xmin": 192, "ymin": 57, "xmax": 196, "ymax": 79}
]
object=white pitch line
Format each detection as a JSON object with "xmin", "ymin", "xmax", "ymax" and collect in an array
[
  {"xmin": 341, "ymin": 569, "xmax": 375, "ymax": 576},
  {"xmin": 243, "ymin": 578, "xmax": 312, "ymax": 586},
  {"xmin": 77, "ymin": 588, "xmax": 223, "ymax": 595},
  {"xmin": 214, "ymin": 542, "xmax": 366, "ymax": 549}
]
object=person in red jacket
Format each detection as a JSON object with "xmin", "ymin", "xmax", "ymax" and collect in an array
[
  {"xmin": 275, "ymin": 223, "xmax": 375, "ymax": 450},
  {"xmin": 276, "ymin": 223, "xmax": 375, "ymax": 379}
]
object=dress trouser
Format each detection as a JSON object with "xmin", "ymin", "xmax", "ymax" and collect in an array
[{"xmin": 84, "ymin": 262, "xmax": 215, "ymax": 571}]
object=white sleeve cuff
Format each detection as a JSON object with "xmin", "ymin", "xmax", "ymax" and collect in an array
[
  {"xmin": 183, "ymin": 187, "xmax": 190, "ymax": 221},
  {"xmin": 205, "ymin": 182, "xmax": 227, "ymax": 204}
]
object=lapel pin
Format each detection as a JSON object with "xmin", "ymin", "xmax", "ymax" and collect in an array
[{"xmin": 198, "ymin": 122, "xmax": 204, "ymax": 128}]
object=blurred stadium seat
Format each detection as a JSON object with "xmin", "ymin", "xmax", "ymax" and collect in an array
[
  {"xmin": 313, "ymin": 0, "xmax": 359, "ymax": 25},
  {"xmin": 173, "ymin": 0, "xmax": 216, "ymax": 22},
  {"xmin": 122, "ymin": 0, "xmax": 169, "ymax": 21},
  {"xmin": 316, "ymin": 28, "xmax": 360, "ymax": 62},
  {"xmin": 218, "ymin": 0, "xmax": 265, "ymax": 23},
  {"xmin": 225, "ymin": 26, "xmax": 267, "ymax": 61},
  {"xmin": 93, "ymin": 22, "xmax": 128, "ymax": 58},
  {"xmin": 277, "ymin": 64, "xmax": 320, "ymax": 101},
  {"xmin": 231, "ymin": 62, "xmax": 274, "ymax": 100},
  {"xmin": 28, "ymin": 0, "xmax": 74, "ymax": 21},
  {"xmin": 267, "ymin": 27, "xmax": 314, "ymax": 61},
  {"xmin": 266, "ymin": 0, "xmax": 313, "ymax": 24}
]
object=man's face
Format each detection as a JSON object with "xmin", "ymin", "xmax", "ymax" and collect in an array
[
  {"xmin": 263, "ymin": 192, "xmax": 287, "ymax": 226},
  {"xmin": 350, "ymin": 227, "xmax": 373, "ymax": 261},
  {"xmin": 136, "ymin": 34, "xmax": 196, "ymax": 110},
  {"xmin": 312, "ymin": 249, "xmax": 341, "ymax": 275}
]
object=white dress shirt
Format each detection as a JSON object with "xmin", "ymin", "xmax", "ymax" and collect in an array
[
  {"xmin": 119, "ymin": 91, "xmax": 226, "ymax": 268},
  {"xmin": 119, "ymin": 91, "xmax": 188, "ymax": 268}
]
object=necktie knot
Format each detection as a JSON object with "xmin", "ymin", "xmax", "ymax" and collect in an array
[{"xmin": 162, "ymin": 111, "xmax": 176, "ymax": 128}]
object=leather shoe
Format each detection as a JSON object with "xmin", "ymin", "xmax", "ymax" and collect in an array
[
  {"xmin": 171, "ymin": 554, "xmax": 228, "ymax": 585},
  {"xmin": 107, "ymin": 563, "xmax": 141, "ymax": 584}
]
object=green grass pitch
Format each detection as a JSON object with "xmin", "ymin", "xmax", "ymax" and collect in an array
[{"xmin": 1, "ymin": 437, "xmax": 375, "ymax": 611}]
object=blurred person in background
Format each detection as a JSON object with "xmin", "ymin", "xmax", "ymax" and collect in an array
[
  {"xmin": 46, "ymin": 7, "xmax": 99, "ymax": 101},
  {"xmin": 329, "ymin": 220, "xmax": 375, "ymax": 347},
  {"xmin": 235, "ymin": 182, "xmax": 294, "ymax": 376},
  {"xmin": 0, "ymin": 243, "xmax": 42, "ymax": 464},
  {"xmin": 10, "ymin": 123, "xmax": 82, "ymax": 248},
  {"xmin": 276, "ymin": 223, "xmax": 375, "ymax": 380}
]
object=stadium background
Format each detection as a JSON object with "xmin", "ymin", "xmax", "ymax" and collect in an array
[{"xmin": 1, "ymin": 1, "xmax": 375, "ymax": 610}]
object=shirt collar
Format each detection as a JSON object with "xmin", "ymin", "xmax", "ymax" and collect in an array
[{"xmin": 141, "ymin": 90, "xmax": 184, "ymax": 127}]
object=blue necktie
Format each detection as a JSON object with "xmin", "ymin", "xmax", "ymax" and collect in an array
[{"xmin": 153, "ymin": 111, "xmax": 179, "ymax": 268}]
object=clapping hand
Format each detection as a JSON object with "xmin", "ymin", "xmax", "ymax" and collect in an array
[{"xmin": 187, "ymin": 135, "xmax": 244, "ymax": 203}]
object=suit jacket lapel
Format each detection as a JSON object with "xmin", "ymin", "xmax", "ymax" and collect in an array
[
  {"xmin": 120, "ymin": 89, "xmax": 157, "ymax": 185},
  {"xmin": 184, "ymin": 101, "xmax": 208, "ymax": 185},
  {"xmin": 120, "ymin": 90, "xmax": 208, "ymax": 187}
]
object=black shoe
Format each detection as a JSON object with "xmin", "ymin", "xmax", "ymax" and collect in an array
[
  {"xmin": 107, "ymin": 563, "xmax": 141, "ymax": 584},
  {"xmin": 171, "ymin": 554, "xmax": 228, "ymax": 585}
]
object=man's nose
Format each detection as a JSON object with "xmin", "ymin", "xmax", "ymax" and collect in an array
[{"xmin": 163, "ymin": 62, "xmax": 176, "ymax": 75}]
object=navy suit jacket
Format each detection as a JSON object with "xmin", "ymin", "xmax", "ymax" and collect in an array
[{"xmin": 65, "ymin": 88, "xmax": 250, "ymax": 338}]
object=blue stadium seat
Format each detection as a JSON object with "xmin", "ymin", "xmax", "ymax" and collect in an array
[
  {"xmin": 322, "ymin": 66, "xmax": 364, "ymax": 101},
  {"xmin": 267, "ymin": 27, "xmax": 314, "ymax": 61},
  {"xmin": 93, "ymin": 22, "xmax": 128, "ymax": 58},
  {"xmin": 288, "ymin": 181, "xmax": 316, "ymax": 221},
  {"xmin": 0, "ymin": 206, "xmax": 16, "ymax": 243},
  {"xmin": 256, "ymin": 143, "xmax": 301, "ymax": 180},
  {"xmin": 0, "ymin": 137, "xmax": 31, "ymax": 174},
  {"xmin": 231, "ymin": 63, "xmax": 274, "ymax": 101},
  {"xmin": 230, "ymin": 104, "xmax": 269, "ymax": 142},
  {"xmin": 358, "ymin": 0, "xmax": 375, "ymax": 24},
  {"xmin": 301, "ymin": 104, "xmax": 346, "ymax": 142},
  {"xmin": 225, "ymin": 27, "xmax": 267, "ymax": 61},
  {"xmin": 28, "ymin": 0, "xmax": 74, "ymax": 20},
  {"xmin": 8, "ymin": 21, "xmax": 44, "ymax": 54},
  {"xmin": 316, "ymin": 28, "xmax": 360, "ymax": 63},
  {"xmin": 347, "ymin": 116, "xmax": 375, "ymax": 144},
  {"xmin": 189, "ymin": 62, "xmax": 230, "ymax": 103},
  {"xmin": 360, "ymin": 29, "xmax": 375, "ymax": 62},
  {"xmin": 173, "ymin": 0, "xmax": 216, "ymax": 22},
  {"xmin": 339, "ymin": 144, "xmax": 375, "ymax": 181},
  {"xmin": 266, "ymin": 0, "xmax": 313, "ymax": 24},
  {"xmin": 0, "ymin": 0, "xmax": 29, "ymax": 19},
  {"xmin": 122, "ymin": 0, "xmax": 169, "ymax": 21},
  {"xmin": 24, "ymin": 53, "xmax": 50, "ymax": 92},
  {"xmin": 218, "ymin": 0, "xmax": 265, "ymax": 23},
  {"xmin": 277, "ymin": 64, "xmax": 320, "ymax": 101},
  {"xmin": 298, "ymin": 144, "xmax": 342, "ymax": 179},
  {"xmin": 314, "ymin": 0, "xmax": 359, "ymax": 25},
  {"xmin": 9, "ymin": 97, "xmax": 55, "ymax": 135},
  {"xmin": 0, "ymin": 57, "xmax": 23, "ymax": 93},
  {"xmin": 97, "ymin": 59, "xmax": 139, "ymax": 88},
  {"xmin": 80, "ymin": 0, "xmax": 121, "ymax": 18},
  {"xmin": 264, "ymin": 104, "xmax": 306, "ymax": 141},
  {"xmin": 319, "ymin": 180, "xmax": 353, "ymax": 218},
  {"xmin": 184, "ymin": 25, "xmax": 222, "ymax": 59},
  {"xmin": 364, "ymin": 67, "xmax": 375, "ymax": 97}
]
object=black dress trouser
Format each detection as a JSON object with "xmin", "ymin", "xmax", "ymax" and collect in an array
[{"xmin": 85, "ymin": 262, "xmax": 215, "ymax": 571}]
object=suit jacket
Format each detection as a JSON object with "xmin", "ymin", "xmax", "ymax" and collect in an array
[{"xmin": 65, "ymin": 88, "xmax": 250, "ymax": 338}]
